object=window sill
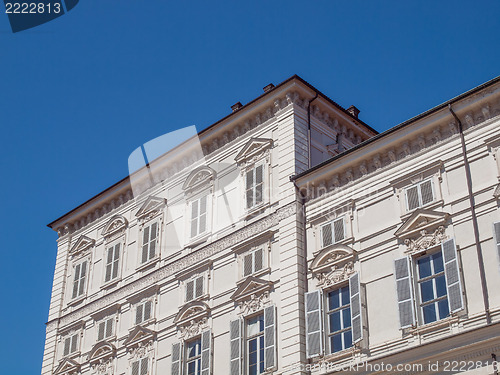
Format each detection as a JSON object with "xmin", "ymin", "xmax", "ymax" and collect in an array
[
  {"xmin": 64, "ymin": 351, "xmax": 81, "ymax": 360},
  {"xmin": 133, "ymin": 318, "xmax": 156, "ymax": 328},
  {"xmin": 97, "ymin": 335, "xmax": 116, "ymax": 343},
  {"xmin": 101, "ymin": 278, "xmax": 121, "ymax": 290},
  {"xmin": 238, "ymin": 267, "xmax": 271, "ymax": 284},
  {"xmin": 67, "ymin": 295, "xmax": 86, "ymax": 307},
  {"xmin": 244, "ymin": 202, "xmax": 270, "ymax": 220},
  {"xmin": 401, "ymin": 199, "xmax": 444, "ymax": 219},
  {"xmin": 136, "ymin": 257, "xmax": 159, "ymax": 272},
  {"xmin": 314, "ymin": 346, "xmax": 360, "ymax": 365},
  {"xmin": 184, "ymin": 293, "xmax": 209, "ymax": 305},
  {"xmin": 186, "ymin": 233, "xmax": 210, "ymax": 249},
  {"xmin": 408, "ymin": 315, "xmax": 459, "ymax": 335}
]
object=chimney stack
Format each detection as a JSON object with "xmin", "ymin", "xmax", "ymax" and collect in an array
[
  {"xmin": 347, "ymin": 105, "xmax": 360, "ymax": 119},
  {"xmin": 263, "ymin": 83, "xmax": 275, "ymax": 93},
  {"xmin": 231, "ymin": 102, "xmax": 243, "ymax": 112}
]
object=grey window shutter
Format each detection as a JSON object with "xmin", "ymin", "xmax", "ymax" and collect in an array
[
  {"xmin": 229, "ymin": 319, "xmax": 242, "ymax": 375},
  {"xmin": 78, "ymin": 261, "xmax": 87, "ymax": 296},
  {"xmin": 132, "ymin": 360, "xmax": 140, "ymax": 375},
  {"xmin": 406, "ymin": 186, "xmax": 420, "ymax": 210},
  {"xmin": 140, "ymin": 358, "xmax": 148, "ymax": 375},
  {"xmin": 264, "ymin": 305, "xmax": 276, "ymax": 370},
  {"xmin": 70, "ymin": 334, "xmax": 78, "ymax": 353},
  {"xmin": 420, "ymin": 180, "xmax": 434, "ymax": 205},
  {"xmin": 246, "ymin": 170, "xmax": 254, "ymax": 208},
  {"xmin": 136, "ymin": 304, "xmax": 143, "ymax": 324},
  {"xmin": 195, "ymin": 276, "xmax": 204, "ymax": 298},
  {"xmin": 186, "ymin": 280, "xmax": 194, "ymax": 301},
  {"xmin": 349, "ymin": 272, "xmax": 363, "ymax": 343},
  {"xmin": 305, "ymin": 290, "xmax": 323, "ymax": 358},
  {"xmin": 321, "ymin": 223, "xmax": 333, "ymax": 248},
  {"xmin": 199, "ymin": 196, "xmax": 207, "ymax": 234},
  {"xmin": 394, "ymin": 257, "xmax": 415, "ymax": 328},
  {"xmin": 243, "ymin": 254, "xmax": 253, "ymax": 277},
  {"xmin": 442, "ymin": 238, "xmax": 464, "ymax": 313},
  {"xmin": 105, "ymin": 248, "xmax": 113, "ymax": 282},
  {"xmin": 112, "ymin": 244, "xmax": 120, "ymax": 279},
  {"xmin": 105, "ymin": 318, "xmax": 113, "ymax": 338},
  {"xmin": 63, "ymin": 337, "xmax": 70, "ymax": 356},
  {"xmin": 98, "ymin": 321, "xmax": 105, "ymax": 341},
  {"xmin": 72, "ymin": 263, "xmax": 80, "ymax": 299},
  {"xmin": 334, "ymin": 218, "xmax": 345, "ymax": 242},
  {"xmin": 171, "ymin": 342, "xmax": 182, "ymax": 375},
  {"xmin": 495, "ymin": 222, "xmax": 500, "ymax": 267},
  {"xmin": 144, "ymin": 301, "xmax": 152, "ymax": 321},
  {"xmin": 201, "ymin": 329, "xmax": 212, "ymax": 375},
  {"xmin": 255, "ymin": 165, "xmax": 263, "ymax": 205},
  {"xmin": 254, "ymin": 249, "xmax": 263, "ymax": 272}
]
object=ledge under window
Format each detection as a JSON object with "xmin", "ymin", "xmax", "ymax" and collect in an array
[{"xmin": 135, "ymin": 256, "xmax": 159, "ymax": 272}]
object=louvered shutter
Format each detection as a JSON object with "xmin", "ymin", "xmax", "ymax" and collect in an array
[
  {"xmin": 149, "ymin": 222, "xmax": 158, "ymax": 259},
  {"xmin": 495, "ymin": 222, "xmax": 500, "ymax": 266},
  {"xmin": 112, "ymin": 244, "xmax": 120, "ymax": 279},
  {"xmin": 171, "ymin": 342, "xmax": 182, "ymax": 375},
  {"xmin": 255, "ymin": 249, "xmax": 263, "ymax": 272},
  {"xmin": 78, "ymin": 261, "xmax": 87, "ymax": 296},
  {"xmin": 406, "ymin": 186, "xmax": 420, "ymax": 210},
  {"xmin": 72, "ymin": 263, "xmax": 80, "ymax": 299},
  {"xmin": 70, "ymin": 334, "xmax": 78, "ymax": 353},
  {"xmin": 246, "ymin": 170, "xmax": 254, "ymax": 208},
  {"xmin": 199, "ymin": 196, "xmax": 207, "ymax": 234},
  {"xmin": 229, "ymin": 319, "xmax": 242, "ymax": 375},
  {"xmin": 394, "ymin": 257, "xmax": 415, "ymax": 328},
  {"xmin": 98, "ymin": 321, "xmax": 105, "ymax": 341},
  {"xmin": 349, "ymin": 273, "xmax": 363, "ymax": 343},
  {"xmin": 264, "ymin": 305, "xmax": 276, "ymax": 370},
  {"xmin": 305, "ymin": 290, "xmax": 323, "ymax": 358},
  {"xmin": 136, "ymin": 304, "xmax": 143, "ymax": 324},
  {"xmin": 142, "ymin": 226, "xmax": 150, "ymax": 263},
  {"xmin": 420, "ymin": 180, "xmax": 434, "ymax": 205},
  {"xmin": 195, "ymin": 276, "xmax": 204, "ymax": 298},
  {"xmin": 321, "ymin": 223, "xmax": 333, "ymax": 248},
  {"xmin": 334, "ymin": 218, "xmax": 345, "ymax": 242},
  {"xmin": 140, "ymin": 357, "xmax": 148, "ymax": 375},
  {"xmin": 63, "ymin": 337, "xmax": 71, "ymax": 356},
  {"xmin": 144, "ymin": 301, "xmax": 152, "ymax": 321},
  {"xmin": 255, "ymin": 165, "xmax": 263, "ymax": 205},
  {"xmin": 132, "ymin": 360, "xmax": 140, "ymax": 375},
  {"xmin": 186, "ymin": 280, "xmax": 194, "ymax": 301},
  {"xmin": 201, "ymin": 329, "xmax": 212, "ymax": 375},
  {"xmin": 105, "ymin": 318, "xmax": 113, "ymax": 338},
  {"xmin": 442, "ymin": 238, "xmax": 464, "ymax": 313},
  {"xmin": 105, "ymin": 247, "xmax": 113, "ymax": 282},
  {"xmin": 243, "ymin": 254, "xmax": 253, "ymax": 277}
]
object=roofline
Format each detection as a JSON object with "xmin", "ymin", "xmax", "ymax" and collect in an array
[
  {"xmin": 291, "ymin": 74, "xmax": 500, "ymax": 182},
  {"xmin": 48, "ymin": 74, "xmax": 375, "ymax": 228}
]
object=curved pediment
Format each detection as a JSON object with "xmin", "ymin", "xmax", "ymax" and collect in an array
[
  {"xmin": 54, "ymin": 358, "xmax": 80, "ymax": 375},
  {"xmin": 235, "ymin": 138, "xmax": 273, "ymax": 164},
  {"xmin": 182, "ymin": 166, "xmax": 216, "ymax": 192},
  {"xmin": 69, "ymin": 235, "xmax": 95, "ymax": 256},
  {"xmin": 310, "ymin": 244, "xmax": 355, "ymax": 273},
  {"xmin": 101, "ymin": 215, "xmax": 128, "ymax": 238},
  {"xmin": 174, "ymin": 301, "xmax": 210, "ymax": 325},
  {"xmin": 88, "ymin": 341, "xmax": 116, "ymax": 364}
]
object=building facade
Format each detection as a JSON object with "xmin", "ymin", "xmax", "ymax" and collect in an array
[{"xmin": 42, "ymin": 75, "xmax": 500, "ymax": 375}]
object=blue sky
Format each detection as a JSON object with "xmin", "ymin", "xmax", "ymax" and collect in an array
[{"xmin": 0, "ymin": 1, "xmax": 499, "ymax": 373}]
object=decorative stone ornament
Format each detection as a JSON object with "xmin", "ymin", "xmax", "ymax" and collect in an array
[
  {"xmin": 53, "ymin": 358, "xmax": 81, "ymax": 375},
  {"xmin": 230, "ymin": 276, "xmax": 273, "ymax": 315},
  {"xmin": 101, "ymin": 215, "xmax": 128, "ymax": 239},
  {"xmin": 234, "ymin": 137, "xmax": 273, "ymax": 166},
  {"xmin": 135, "ymin": 196, "xmax": 166, "ymax": 222},
  {"xmin": 309, "ymin": 244, "xmax": 356, "ymax": 288},
  {"xmin": 69, "ymin": 235, "xmax": 95, "ymax": 256}
]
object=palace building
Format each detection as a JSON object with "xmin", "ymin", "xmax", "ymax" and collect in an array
[{"xmin": 42, "ymin": 75, "xmax": 500, "ymax": 375}]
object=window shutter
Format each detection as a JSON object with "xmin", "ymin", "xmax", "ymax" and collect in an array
[
  {"xmin": 264, "ymin": 305, "xmax": 276, "ymax": 370},
  {"xmin": 140, "ymin": 357, "xmax": 148, "ymax": 375},
  {"xmin": 201, "ymin": 329, "xmax": 212, "ymax": 375},
  {"xmin": 321, "ymin": 223, "xmax": 333, "ymax": 248},
  {"xmin": 349, "ymin": 272, "xmax": 363, "ymax": 343},
  {"xmin": 255, "ymin": 165, "xmax": 263, "ymax": 205},
  {"xmin": 186, "ymin": 280, "xmax": 194, "ymax": 301},
  {"xmin": 199, "ymin": 196, "xmax": 207, "ymax": 234},
  {"xmin": 132, "ymin": 360, "xmax": 140, "ymax": 375},
  {"xmin": 144, "ymin": 301, "xmax": 152, "ymax": 321},
  {"xmin": 305, "ymin": 290, "xmax": 323, "ymax": 358},
  {"xmin": 243, "ymin": 254, "xmax": 253, "ymax": 277},
  {"xmin": 442, "ymin": 238, "xmax": 464, "ymax": 313},
  {"xmin": 136, "ymin": 304, "xmax": 143, "ymax": 324},
  {"xmin": 333, "ymin": 218, "xmax": 345, "ymax": 242},
  {"xmin": 195, "ymin": 276, "xmax": 204, "ymax": 298},
  {"xmin": 420, "ymin": 180, "xmax": 434, "ymax": 205},
  {"xmin": 394, "ymin": 257, "xmax": 415, "ymax": 328},
  {"xmin": 72, "ymin": 263, "xmax": 80, "ymax": 299},
  {"xmin": 495, "ymin": 222, "xmax": 500, "ymax": 266},
  {"xmin": 191, "ymin": 200, "xmax": 199, "ymax": 238},
  {"xmin": 78, "ymin": 261, "xmax": 87, "ymax": 296},
  {"xmin": 63, "ymin": 337, "xmax": 70, "ymax": 356},
  {"xmin": 105, "ymin": 248, "xmax": 113, "ymax": 282},
  {"xmin": 149, "ymin": 223, "xmax": 157, "ymax": 259},
  {"xmin": 171, "ymin": 342, "xmax": 182, "ymax": 375},
  {"xmin": 112, "ymin": 244, "xmax": 120, "ymax": 279},
  {"xmin": 229, "ymin": 319, "xmax": 242, "ymax": 375},
  {"xmin": 105, "ymin": 318, "xmax": 113, "ymax": 338},
  {"xmin": 254, "ymin": 249, "xmax": 263, "ymax": 272},
  {"xmin": 98, "ymin": 321, "xmax": 105, "ymax": 341},
  {"xmin": 406, "ymin": 186, "xmax": 420, "ymax": 211},
  {"xmin": 246, "ymin": 170, "xmax": 254, "ymax": 208},
  {"xmin": 70, "ymin": 334, "xmax": 78, "ymax": 353}
]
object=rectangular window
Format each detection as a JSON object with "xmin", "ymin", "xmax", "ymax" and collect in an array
[
  {"xmin": 246, "ymin": 314, "xmax": 264, "ymax": 375},
  {"xmin": 405, "ymin": 179, "xmax": 434, "ymax": 211},
  {"xmin": 72, "ymin": 261, "xmax": 87, "ymax": 299},
  {"xmin": 97, "ymin": 317, "xmax": 114, "ymax": 341},
  {"xmin": 142, "ymin": 222, "xmax": 158, "ymax": 264},
  {"xmin": 185, "ymin": 276, "xmax": 204, "ymax": 302},
  {"xmin": 186, "ymin": 338, "xmax": 201, "ymax": 375},
  {"xmin": 136, "ymin": 301, "xmax": 152, "ymax": 325},
  {"xmin": 416, "ymin": 252, "xmax": 449, "ymax": 324},
  {"xmin": 246, "ymin": 165, "xmax": 264, "ymax": 209},
  {"xmin": 326, "ymin": 286, "xmax": 352, "ymax": 354},
  {"xmin": 190, "ymin": 196, "xmax": 208, "ymax": 239},
  {"xmin": 63, "ymin": 333, "xmax": 79, "ymax": 356},
  {"xmin": 320, "ymin": 218, "xmax": 345, "ymax": 248},
  {"xmin": 131, "ymin": 357, "xmax": 148, "ymax": 375},
  {"xmin": 105, "ymin": 243, "xmax": 120, "ymax": 283},
  {"xmin": 243, "ymin": 249, "xmax": 264, "ymax": 277}
]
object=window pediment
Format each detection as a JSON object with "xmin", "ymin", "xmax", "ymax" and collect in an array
[
  {"xmin": 182, "ymin": 166, "xmax": 216, "ymax": 193},
  {"xmin": 231, "ymin": 276, "xmax": 272, "ymax": 302},
  {"xmin": 310, "ymin": 245, "xmax": 355, "ymax": 288},
  {"xmin": 123, "ymin": 326, "xmax": 156, "ymax": 349},
  {"xmin": 69, "ymin": 235, "xmax": 95, "ymax": 256},
  {"xmin": 394, "ymin": 208, "xmax": 449, "ymax": 239},
  {"xmin": 234, "ymin": 137, "xmax": 273, "ymax": 165},
  {"xmin": 174, "ymin": 301, "xmax": 210, "ymax": 325},
  {"xmin": 101, "ymin": 215, "xmax": 128, "ymax": 238},
  {"xmin": 135, "ymin": 196, "xmax": 166, "ymax": 220},
  {"xmin": 87, "ymin": 341, "xmax": 116, "ymax": 364},
  {"xmin": 53, "ymin": 358, "xmax": 80, "ymax": 375}
]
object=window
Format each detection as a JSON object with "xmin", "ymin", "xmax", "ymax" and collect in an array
[
  {"xmin": 72, "ymin": 260, "xmax": 87, "ymax": 299},
  {"xmin": 136, "ymin": 301, "xmax": 152, "ymax": 325},
  {"xmin": 186, "ymin": 338, "xmax": 202, "ymax": 375},
  {"xmin": 320, "ymin": 218, "xmax": 345, "ymax": 248},
  {"xmin": 97, "ymin": 317, "xmax": 114, "ymax": 341},
  {"xmin": 245, "ymin": 164, "xmax": 264, "ymax": 209},
  {"xmin": 394, "ymin": 238, "xmax": 463, "ymax": 328},
  {"xmin": 243, "ymin": 249, "xmax": 264, "ymax": 277},
  {"xmin": 190, "ymin": 196, "xmax": 208, "ymax": 239},
  {"xmin": 326, "ymin": 286, "xmax": 352, "ymax": 353},
  {"xmin": 131, "ymin": 358, "xmax": 148, "ymax": 375},
  {"xmin": 405, "ymin": 179, "xmax": 434, "ymax": 211},
  {"xmin": 305, "ymin": 273, "xmax": 362, "ymax": 358},
  {"xmin": 63, "ymin": 333, "xmax": 79, "ymax": 356},
  {"xmin": 186, "ymin": 276, "xmax": 204, "ymax": 302},
  {"xmin": 247, "ymin": 315, "xmax": 264, "ymax": 375},
  {"xmin": 141, "ymin": 222, "xmax": 158, "ymax": 264},
  {"xmin": 104, "ymin": 243, "xmax": 120, "ymax": 283}
]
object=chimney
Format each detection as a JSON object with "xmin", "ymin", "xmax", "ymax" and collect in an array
[
  {"xmin": 263, "ymin": 83, "xmax": 275, "ymax": 93},
  {"xmin": 231, "ymin": 102, "xmax": 243, "ymax": 112},
  {"xmin": 347, "ymin": 105, "xmax": 360, "ymax": 119}
]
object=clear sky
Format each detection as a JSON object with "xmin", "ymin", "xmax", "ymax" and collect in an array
[{"xmin": 0, "ymin": 1, "xmax": 499, "ymax": 373}]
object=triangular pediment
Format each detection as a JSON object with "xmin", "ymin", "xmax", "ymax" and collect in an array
[
  {"xmin": 494, "ymin": 183, "xmax": 500, "ymax": 199},
  {"xmin": 88, "ymin": 341, "xmax": 116, "ymax": 363},
  {"xmin": 182, "ymin": 166, "xmax": 216, "ymax": 191},
  {"xmin": 310, "ymin": 244, "xmax": 355, "ymax": 273},
  {"xmin": 101, "ymin": 215, "xmax": 128, "ymax": 237},
  {"xmin": 69, "ymin": 235, "xmax": 95, "ymax": 255},
  {"xmin": 231, "ymin": 276, "xmax": 272, "ymax": 302},
  {"xmin": 54, "ymin": 358, "xmax": 80, "ymax": 375},
  {"xmin": 395, "ymin": 209, "xmax": 450, "ymax": 238},
  {"xmin": 235, "ymin": 138, "xmax": 273, "ymax": 164},
  {"xmin": 174, "ymin": 301, "xmax": 210, "ymax": 324},
  {"xmin": 123, "ymin": 325, "xmax": 156, "ymax": 348},
  {"xmin": 135, "ymin": 196, "xmax": 165, "ymax": 218}
]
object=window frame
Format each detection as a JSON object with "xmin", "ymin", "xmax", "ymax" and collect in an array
[
  {"xmin": 185, "ymin": 337, "xmax": 202, "ymax": 375},
  {"xmin": 404, "ymin": 178, "xmax": 435, "ymax": 212},
  {"xmin": 324, "ymin": 284, "xmax": 353, "ymax": 355},
  {"xmin": 243, "ymin": 160, "xmax": 268, "ymax": 213},
  {"xmin": 131, "ymin": 357, "xmax": 149, "ymax": 375},
  {"xmin": 242, "ymin": 248, "xmax": 265, "ymax": 278},
  {"xmin": 71, "ymin": 258, "xmax": 89, "ymax": 301},
  {"xmin": 245, "ymin": 313, "xmax": 265, "ymax": 375},
  {"xmin": 62, "ymin": 332, "xmax": 80, "ymax": 357},
  {"xmin": 319, "ymin": 217, "xmax": 346, "ymax": 249},
  {"xmin": 187, "ymin": 192, "xmax": 212, "ymax": 244},
  {"xmin": 184, "ymin": 274, "xmax": 205, "ymax": 303},
  {"xmin": 139, "ymin": 219, "xmax": 160, "ymax": 266},
  {"xmin": 135, "ymin": 299, "xmax": 154, "ymax": 325},
  {"xmin": 97, "ymin": 316, "xmax": 115, "ymax": 342},
  {"xmin": 103, "ymin": 240, "xmax": 122, "ymax": 285}
]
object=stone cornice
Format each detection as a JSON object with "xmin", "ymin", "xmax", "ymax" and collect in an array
[{"xmin": 47, "ymin": 202, "xmax": 297, "ymax": 332}]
